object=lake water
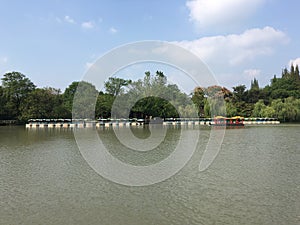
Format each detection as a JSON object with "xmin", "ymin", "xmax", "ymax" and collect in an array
[{"xmin": 0, "ymin": 125, "xmax": 299, "ymax": 225}]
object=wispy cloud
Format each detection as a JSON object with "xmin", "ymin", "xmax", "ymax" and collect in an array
[
  {"xmin": 64, "ymin": 15, "xmax": 76, "ymax": 24},
  {"xmin": 81, "ymin": 21, "xmax": 95, "ymax": 29},
  {"xmin": 186, "ymin": 0, "xmax": 265, "ymax": 31},
  {"xmin": 109, "ymin": 27, "xmax": 118, "ymax": 34},
  {"xmin": 243, "ymin": 69, "xmax": 261, "ymax": 79},
  {"xmin": 173, "ymin": 26, "xmax": 288, "ymax": 66},
  {"xmin": 289, "ymin": 58, "xmax": 300, "ymax": 67}
]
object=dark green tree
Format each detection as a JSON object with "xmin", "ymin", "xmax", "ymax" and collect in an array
[
  {"xmin": 295, "ymin": 65, "xmax": 300, "ymax": 81},
  {"xmin": 64, "ymin": 81, "xmax": 99, "ymax": 119},
  {"xmin": 247, "ymin": 78, "xmax": 261, "ymax": 103},
  {"xmin": 63, "ymin": 81, "xmax": 80, "ymax": 113},
  {"xmin": 20, "ymin": 87, "xmax": 69, "ymax": 121},
  {"xmin": 191, "ymin": 87, "xmax": 205, "ymax": 116},
  {"xmin": 282, "ymin": 67, "xmax": 289, "ymax": 79},
  {"xmin": 250, "ymin": 78, "xmax": 259, "ymax": 90},
  {"xmin": 0, "ymin": 86, "xmax": 9, "ymax": 119},
  {"xmin": 290, "ymin": 64, "xmax": 295, "ymax": 79},
  {"xmin": 232, "ymin": 85, "xmax": 246, "ymax": 102},
  {"xmin": 95, "ymin": 92, "xmax": 115, "ymax": 118},
  {"xmin": 1, "ymin": 71, "xmax": 36, "ymax": 119}
]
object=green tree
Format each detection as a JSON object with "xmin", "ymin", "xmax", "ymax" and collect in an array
[
  {"xmin": 283, "ymin": 97, "xmax": 299, "ymax": 121},
  {"xmin": 252, "ymin": 100, "xmax": 266, "ymax": 117},
  {"xmin": 250, "ymin": 78, "xmax": 259, "ymax": 90},
  {"xmin": 104, "ymin": 77, "xmax": 131, "ymax": 96},
  {"xmin": 205, "ymin": 97, "xmax": 226, "ymax": 117},
  {"xmin": 110, "ymin": 72, "xmax": 191, "ymax": 119},
  {"xmin": 247, "ymin": 78, "xmax": 261, "ymax": 103},
  {"xmin": 64, "ymin": 81, "xmax": 99, "ymax": 119},
  {"xmin": 63, "ymin": 81, "xmax": 80, "ymax": 113},
  {"xmin": 1, "ymin": 71, "xmax": 36, "ymax": 119},
  {"xmin": 282, "ymin": 67, "xmax": 289, "ymax": 79},
  {"xmin": 271, "ymin": 99, "xmax": 285, "ymax": 120},
  {"xmin": 0, "ymin": 86, "xmax": 9, "ymax": 119},
  {"xmin": 295, "ymin": 65, "xmax": 300, "ymax": 81},
  {"xmin": 95, "ymin": 92, "xmax": 115, "ymax": 118},
  {"xmin": 20, "ymin": 87, "xmax": 69, "ymax": 121},
  {"xmin": 131, "ymin": 96, "xmax": 179, "ymax": 118},
  {"xmin": 226, "ymin": 101, "xmax": 237, "ymax": 117},
  {"xmin": 261, "ymin": 106, "xmax": 276, "ymax": 118},
  {"xmin": 232, "ymin": 85, "xmax": 246, "ymax": 102},
  {"xmin": 290, "ymin": 64, "xmax": 295, "ymax": 79},
  {"xmin": 191, "ymin": 87, "xmax": 205, "ymax": 117},
  {"xmin": 263, "ymin": 67, "xmax": 300, "ymax": 100}
]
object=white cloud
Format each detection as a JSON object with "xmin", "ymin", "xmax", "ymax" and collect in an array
[
  {"xmin": 173, "ymin": 26, "xmax": 288, "ymax": 66},
  {"xmin": 186, "ymin": 0, "xmax": 265, "ymax": 30},
  {"xmin": 81, "ymin": 21, "xmax": 95, "ymax": 29},
  {"xmin": 243, "ymin": 69, "xmax": 261, "ymax": 79},
  {"xmin": 64, "ymin": 15, "xmax": 76, "ymax": 24},
  {"xmin": 109, "ymin": 27, "xmax": 118, "ymax": 34},
  {"xmin": 289, "ymin": 58, "xmax": 300, "ymax": 67}
]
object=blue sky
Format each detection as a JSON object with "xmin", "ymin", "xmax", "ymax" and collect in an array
[{"xmin": 1, "ymin": 0, "xmax": 300, "ymax": 92}]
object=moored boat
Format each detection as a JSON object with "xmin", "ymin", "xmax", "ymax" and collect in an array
[{"xmin": 212, "ymin": 116, "xmax": 244, "ymax": 127}]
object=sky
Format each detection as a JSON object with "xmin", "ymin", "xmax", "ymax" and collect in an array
[{"xmin": 1, "ymin": 0, "xmax": 300, "ymax": 93}]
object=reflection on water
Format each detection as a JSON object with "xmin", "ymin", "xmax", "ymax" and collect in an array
[{"xmin": 0, "ymin": 125, "xmax": 299, "ymax": 225}]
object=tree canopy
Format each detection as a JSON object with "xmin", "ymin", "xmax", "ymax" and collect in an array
[
  {"xmin": 1, "ymin": 72, "xmax": 36, "ymax": 119},
  {"xmin": 0, "ymin": 65, "xmax": 300, "ymax": 122}
]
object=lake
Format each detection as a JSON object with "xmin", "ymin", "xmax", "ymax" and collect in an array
[{"xmin": 0, "ymin": 125, "xmax": 299, "ymax": 225}]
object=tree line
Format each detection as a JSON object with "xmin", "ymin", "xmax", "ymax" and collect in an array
[
  {"xmin": 0, "ymin": 65, "xmax": 300, "ymax": 123},
  {"xmin": 192, "ymin": 64, "xmax": 300, "ymax": 122}
]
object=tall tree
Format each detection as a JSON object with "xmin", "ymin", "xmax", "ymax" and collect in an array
[
  {"xmin": 248, "ymin": 78, "xmax": 261, "ymax": 103},
  {"xmin": 104, "ymin": 77, "xmax": 131, "ymax": 96},
  {"xmin": 0, "ymin": 86, "xmax": 9, "ymax": 119},
  {"xmin": 63, "ymin": 81, "xmax": 80, "ymax": 113},
  {"xmin": 282, "ymin": 67, "xmax": 289, "ymax": 79},
  {"xmin": 290, "ymin": 64, "xmax": 295, "ymax": 79},
  {"xmin": 95, "ymin": 92, "xmax": 115, "ymax": 118},
  {"xmin": 250, "ymin": 78, "xmax": 259, "ymax": 90},
  {"xmin": 64, "ymin": 81, "xmax": 99, "ymax": 119},
  {"xmin": 232, "ymin": 85, "xmax": 246, "ymax": 102},
  {"xmin": 295, "ymin": 65, "xmax": 300, "ymax": 81},
  {"xmin": 191, "ymin": 87, "xmax": 205, "ymax": 116},
  {"xmin": 1, "ymin": 72, "xmax": 36, "ymax": 119}
]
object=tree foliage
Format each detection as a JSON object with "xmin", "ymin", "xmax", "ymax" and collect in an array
[
  {"xmin": 71, "ymin": 81, "xmax": 99, "ymax": 119},
  {"xmin": 0, "ymin": 65, "xmax": 300, "ymax": 122},
  {"xmin": 1, "ymin": 72, "xmax": 36, "ymax": 118},
  {"xmin": 104, "ymin": 77, "xmax": 131, "ymax": 96},
  {"xmin": 190, "ymin": 64, "xmax": 300, "ymax": 121},
  {"xmin": 20, "ymin": 88, "xmax": 69, "ymax": 121},
  {"xmin": 110, "ymin": 71, "xmax": 194, "ymax": 119}
]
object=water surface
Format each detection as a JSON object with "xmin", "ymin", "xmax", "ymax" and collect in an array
[{"xmin": 0, "ymin": 125, "xmax": 299, "ymax": 225}]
